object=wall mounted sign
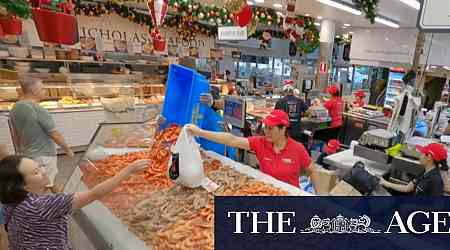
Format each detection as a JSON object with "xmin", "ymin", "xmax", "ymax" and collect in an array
[{"xmin": 218, "ymin": 26, "xmax": 248, "ymax": 41}]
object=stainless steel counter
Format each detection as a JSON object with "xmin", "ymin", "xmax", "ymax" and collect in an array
[{"xmin": 323, "ymin": 149, "xmax": 390, "ymax": 178}]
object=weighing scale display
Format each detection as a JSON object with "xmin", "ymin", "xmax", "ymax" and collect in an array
[{"xmin": 224, "ymin": 96, "xmax": 246, "ymax": 129}]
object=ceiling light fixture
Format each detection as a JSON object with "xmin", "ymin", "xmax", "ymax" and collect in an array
[
  {"xmin": 273, "ymin": 3, "xmax": 283, "ymax": 8},
  {"xmin": 343, "ymin": 23, "xmax": 351, "ymax": 27},
  {"xmin": 305, "ymin": 13, "xmax": 311, "ymax": 16},
  {"xmin": 398, "ymin": 0, "xmax": 420, "ymax": 10},
  {"xmin": 314, "ymin": 22, "xmax": 321, "ymax": 26},
  {"xmin": 316, "ymin": 0, "xmax": 362, "ymax": 16},
  {"xmin": 317, "ymin": 16, "xmax": 323, "ymax": 20},
  {"xmin": 254, "ymin": 0, "xmax": 265, "ymax": 2},
  {"xmin": 375, "ymin": 17, "xmax": 400, "ymax": 28},
  {"xmin": 247, "ymin": 1, "xmax": 254, "ymax": 5}
]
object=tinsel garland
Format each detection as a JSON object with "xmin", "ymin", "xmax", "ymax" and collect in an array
[
  {"xmin": 76, "ymin": 0, "xmax": 320, "ymax": 54},
  {"xmin": 296, "ymin": 17, "xmax": 320, "ymax": 54},
  {"xmin": 0, "ymin": 0, "xmax": 32, "ymax": 18},
  {"xmin": 352, "ymin": 0, "xmax": 378, "ymax": 24}
]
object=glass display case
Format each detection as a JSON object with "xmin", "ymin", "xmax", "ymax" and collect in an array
[
  {"xmin": 0, "ymin": 72, "xmax": 165, "ymax": 111},
  {"xmin": 64, "ymin": 107, "xmax": 162, "ymax": 250},
  {"xmin": 64, "ymin": 107, "xmax": 308, "ymax": 250}
]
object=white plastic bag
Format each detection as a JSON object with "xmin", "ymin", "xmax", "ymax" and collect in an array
[{"xmin": 169, "ymin": 125, "xmax": 207, "ymax": 188}]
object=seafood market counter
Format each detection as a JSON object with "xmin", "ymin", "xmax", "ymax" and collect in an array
[{"xmin": 66, "ymin": 149, "xmax": 312, "ymax": 250}]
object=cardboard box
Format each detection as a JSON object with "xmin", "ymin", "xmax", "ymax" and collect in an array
[
  {"xmin": 329, "ymin": 180, "xmax": 362, "ymax": 196},
  {"xmin": 314, "ymin": 168, "xmax": 338, "ymax": 195}
]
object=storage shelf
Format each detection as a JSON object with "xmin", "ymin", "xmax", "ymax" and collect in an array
[{"xmin": 2, "ymin": 57, "xmax": 168, "ymax": 67}]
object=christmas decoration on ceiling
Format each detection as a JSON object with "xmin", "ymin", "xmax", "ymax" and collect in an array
[
  {"xmin": 75, "ymin": 0, "xmax": 319, "ymax": 54},
  {"xmin": 234, "ymin": 4, "xmax": 252, "ymax": 27},
  {"xmin": 296, "ymin": 17, "xmax": 320, "ymax": 54},
  {"xmin": 147, "ymin": 0, "xmax": 168, "ymax": 51},
  {"xmin": 0, "ymin": 0, "xmax": 31, "ymax": 19},
  {"xmin": 259, "ymin": 31, "xmax": 272, "ymax": 49},
  {"xmin": 352, "ymin": 0, "xmax": 378, "ymax": 24}
]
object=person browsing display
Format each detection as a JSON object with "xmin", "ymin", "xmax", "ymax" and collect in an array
[
  {"xmin": 0, "ymin": 156, "xmax": 149, "ymax": 250},
  {"xmin": 380, "ymin": 143, "xmax": 447, "ymax": 196},
  {"xmin": 187, "ymin": 110, "xmax": 320, "ymax": 189},
  {"xmin": 10, "ymin": 78, "xmax": 74, "ymax": 189}
]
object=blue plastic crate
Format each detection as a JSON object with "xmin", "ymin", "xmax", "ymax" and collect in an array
[
  {"xmin": 162, "ymin": 64, "xmax": 210, "ymax": 126},
  {"xmin": 196, "ymin": 106, "xmax": 236, "ymax": 159}
]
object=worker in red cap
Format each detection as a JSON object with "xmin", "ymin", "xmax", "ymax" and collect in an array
[
  {"xmin": 275, "ymin": 80, "xmax": 308, "ymax": 144},
  {"xmin": 316, "ymin": 139, "xmax": 341, "ymax": 170},
  {"xmin": 187, "ymin": 109, "xmax": 320, "ymax": 189},
  {"xmin": 317, "ymin": 84, "xmax": 344, "ymax": 141},
  {"xmin": 380, "ymin": 143, "xmax": 448, "ymax": 196},
  {"xmin": 351, "ymin": 90, "xmax": 366, "ymax": 108}
]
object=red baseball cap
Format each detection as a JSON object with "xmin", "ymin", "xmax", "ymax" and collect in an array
[
  {"xmin": 416, "ymin": 143, "xmax": 448, "ymax": 161},
  {"xmin": 283, "ymin": 79, "xmax": 294, "ymax": 85},
  {"xmin": 327, "ymin": 84, "xmax": 340, "ymax": 95},
  {"xmin": 263, "ymin": 110, "xmax": 290, "ymax": 127},
  {"xmin": 354, "ymin": 90, "xmax": 366, "ymax": 97},
  {"xmin": 324, "ymin": 139, "xmax": 341, "ymax": 154}
]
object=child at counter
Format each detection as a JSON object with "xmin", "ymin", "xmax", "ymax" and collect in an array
[{"xmin": 380, "ymin": 143, "xmax": 447, "ymax": 196}]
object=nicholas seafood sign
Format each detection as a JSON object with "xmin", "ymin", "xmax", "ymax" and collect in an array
[{"xmin": 24, "ymin": 14, "xmax": 214, "ymax": 56}]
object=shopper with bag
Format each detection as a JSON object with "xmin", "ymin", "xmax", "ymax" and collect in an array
[
  {"xmin": 380, "ymin": 143, "xmax": 447, "ymax": 196},
  {"xmin": 10, "ymin": 78, "xmax": 74, "ymax": 191},
  {"xmin": 187, "ymin": 109, "xmax": 320, "ymax": 189},
  {"xmin": 0, "ymin": 156, "xmax": 149, "ymax": 250}
]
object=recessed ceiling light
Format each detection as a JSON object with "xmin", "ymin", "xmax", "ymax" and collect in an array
[
  {"xmin": 317, "ymin": 16, "xmax": 323, "ymax": 20},
  {"xmin": 343, "ymin": 23, "xmax": 351, "ymax": 27},
  {"xmin": 305, "ymin": 13, "xmax": 311, "ymax": 16},
  {"xmin": 385, "ymin": 38, "xmax": 389, "ymax": 41},
  {"xmin": 316, "ymin": 0, "xmax": 362, "ymax": 16},
  {"xmin": 273, "ymin": 3, "xmax": 282, "ymax": 8},
  {"xmin": 398, "ymin": 0, "xmax": 420, "ymax": 10},
  {"xmin": 375, "ymin": 17, "xmax": 400, "ymax": 28},
  {"xmin": 314, "ymin": 22, "xmax": 321, "ymax": 26},
  {"xmin": 247, "ymin": 1, "xmax": 254, "ymax": 5}
]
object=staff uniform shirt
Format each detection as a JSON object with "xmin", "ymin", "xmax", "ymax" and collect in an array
[
  {"xmin": 324, "ymin": 97, "xmax": 344, "ymax": 128},
  {"xmin": 248, "ymin": 136, "xmax": 312, "ymax": 187},
  {"xmin": 415, "ymin": 167, "xmax": 444, "ymax": 196},
  {"xmin": 275, "ymin": 95, "xmax": 308, "ymax": 138},
  {"xmin": 352, "ymin": 99, "xmax": 365, "ymax": 108}
]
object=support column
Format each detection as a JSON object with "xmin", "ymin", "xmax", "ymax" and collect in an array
[{"xmin": 317, "ymin": 19, "xmax": 335, "ymax": 90}]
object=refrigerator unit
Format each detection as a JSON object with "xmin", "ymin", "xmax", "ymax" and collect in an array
[{"xmin": 384, "ymin": 68, "xmax": 405, "ymax": 107}]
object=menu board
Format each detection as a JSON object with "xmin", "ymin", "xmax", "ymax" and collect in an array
[{"xmin": 224, "ymin": 96, "xmax": 246, "ymax": 128}]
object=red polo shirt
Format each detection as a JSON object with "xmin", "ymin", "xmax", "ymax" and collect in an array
[
  {"xmin": 324, "ymin": 97, "xmax": 344, "ymax": 128},
  {"xmin": 248, "ymin": 136, "xmax": 312, "ymax": 187},
  {"xmin": 352, "ymin": 99, "xmax": 365, "ymax": 108}
]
